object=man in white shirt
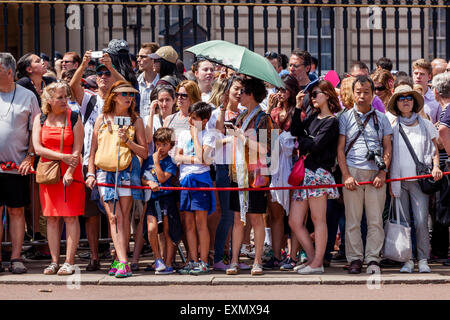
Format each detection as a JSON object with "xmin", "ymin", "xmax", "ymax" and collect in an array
[
  {"xmin": 413, "ymin": 58, "xmax": 442, "ymax": 124},
  {"xmin": 137, "ymin": 42, "xmax": 161, "ymax": 117},
  {"xmin": 0, "ymin": 53, "xmax": 40, "ymax": 274}
]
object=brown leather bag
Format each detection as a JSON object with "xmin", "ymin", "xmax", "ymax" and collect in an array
[{"xmin": 36, "ymin": 113, "xmax": 66, "ymax": 184}]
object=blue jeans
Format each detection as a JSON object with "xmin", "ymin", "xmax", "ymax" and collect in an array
[
  {"xmin": 325, "ymin": 199, "xmax": 345, "ymax": 261},
  {"xmin": 213, "ymin": 164, "xmax": 234, "ymax": 263}
]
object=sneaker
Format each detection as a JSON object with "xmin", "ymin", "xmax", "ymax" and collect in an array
[
  {"xmin": 239, "ymin": 262, "xmax": 251, "ymax": 270},
  {"xmin": 262, "ymin": 245, "xmax": 273, "ymax": 262},
  {"xmin": 251, "ymin": 263, "xmax": 263, "ymax": 276},
  {"xmin": 366, "ymin": 261, "xmax": 381, "ymax": 274},
  {"xmin": 294, "ymin": 263, "xmax": 308, "ymax": 272},
  {"xmin": 125, "ymin": 263, "xmax": 133, "ymax": 277},
  {"xmin": 262, "ymin": 257, "xmax": 282, "ymax": 270},
  {"xmin": 418, "ymin": 259, "xmax": 431, "ymax": 273},
  {"xmin": 226, "ymin": 263, "xmax": 240, "ymax": 275},
  {"xmin": 154, "ymin": 258, "xmax": 166, "ymax": 272},
  {"xmin": 400, "ymin": 260, "xmax": 414, "ymax": 273},
  {"xmin": 114, "ymin": 262, "xmax": 129, "ymax": 278},
  {"xmin": 178, "ymin": 260, "xmax": 195, "ymax": 275},
  {"xmin": 108, "ymin": 260, "xmax": 119, "ymax": 276},
  {"xmin": 189, "ymin": 260, "xmax": 210, "ymax": 275},
  {"xmin": 156, "ymin": 266, "xmax": 174, "ymax": 275},
  {"xmin": 240, "ymin": 244, "xmax": 255, "ymax": 258},
  {"xmin": 297, "ymin": 265, "xmax": 324, "ymax": 275},
  {"xmin": 280, "ymin": 258, "xmax": 298, "ymax": 271},
  {"xmin": 213, "ymin": 261, "xmax": 229, "ymax": 271},
  {"xmin": 299, "ymin": 250, "xmax": 308, "ymax": 264}
]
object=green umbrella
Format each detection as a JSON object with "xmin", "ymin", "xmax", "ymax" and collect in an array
[{"xmin": 186, "ymin": 40, "xmax": 285, "ymax": 88}]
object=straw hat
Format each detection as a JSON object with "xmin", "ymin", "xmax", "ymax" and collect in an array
[
  {"xmin": 112, "ymin": 83, "xmax": 139, "ymax": 94},
  {"xmin": 386, "ymin": 84, "xmax": 424, "ymax": 116}
]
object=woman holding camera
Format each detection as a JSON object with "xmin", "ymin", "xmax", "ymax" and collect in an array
[
  {"xmin": 86, "ymin": 80, "xmax": 148, "ymax": 278},
  {"xmin": 289, "ymin": 79, "xmax": 341, "ymax": 275},
  {"xmin": 388, "ymin": 85, "xmax": 442, "ymax": 273},
  {"xmin": 32, "ymin": 82, "xmax": 84, "ymax": 275}
]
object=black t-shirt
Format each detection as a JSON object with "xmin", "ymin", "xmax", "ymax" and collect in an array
[{"xmin": 290, "ymin": 108, "xmax": 339, "ymax": 172}]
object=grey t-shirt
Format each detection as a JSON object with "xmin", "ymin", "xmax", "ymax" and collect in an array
[
  {"xmin": 339, "ymin": 105, "xmax": 393, "ymax": 171},
  {"xmin": 0, "ymin": 84, "xmax": 40, "ymax": 167}
]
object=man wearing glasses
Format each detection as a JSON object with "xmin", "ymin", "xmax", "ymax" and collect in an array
[
  {"xmin": 69, "ymin": 50, "xmax": 125, "ymax": 272},
  {"xmin": 137, "ymin": 42, "xmax": 161, "ymax": 117},
  {"xmin": 288, "ymin": 50, "xmax": 312, "ymax": 91},
  {"xmin": 61, "ymin": 52, "xmax": 82, "ymax": 74}
]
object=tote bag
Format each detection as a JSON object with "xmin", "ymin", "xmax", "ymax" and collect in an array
[{"xmin": 382, "ymin": 198, "xmax": 412, "ymax": 262}]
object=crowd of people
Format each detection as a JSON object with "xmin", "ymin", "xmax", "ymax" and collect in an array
[{"xmin": 0, "ymin": 39, "xmax": 449, "ymax": 278}]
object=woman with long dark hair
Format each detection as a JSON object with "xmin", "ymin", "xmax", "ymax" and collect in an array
[{"xmin": 289, "ymin": 79, "xmax": 341, "ymax": 275}]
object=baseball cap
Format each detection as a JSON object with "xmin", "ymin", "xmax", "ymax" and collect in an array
[
  {"xmin": 107, "ymin": 39, "xmax": 129, "ymax": 55},
  {"xmin": 149, "ymin": 46, "xmax": 178, "ymax": 64}
]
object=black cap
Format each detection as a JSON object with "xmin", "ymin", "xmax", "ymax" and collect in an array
[{"xmin": 40, "ymin": 53, "xmax": 50, "ymax": 62}]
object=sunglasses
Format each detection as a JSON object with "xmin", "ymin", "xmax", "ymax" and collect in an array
[
  {"xmin": 120, "ymin": 92, "xmax": 135, "ymax": 97},
  {"xmin": 61, "ymin": 60, "xmax": 74, "ymax": 64},
  {"xmin": 264, "ymin": 51, "xmax": 279, "ymax": 59},
  {"xmin": 276, "ymin": 88, "xmax": 287, "ymax": 93},
  {"xmin": 289, "ymin": 63, "xmax": 304, "ymax": 69},
  {"xmin": 310, "ymin": 90, "xmax": 323, "ymax": 99},
  {"xmin": 398, "ymin": 95, "xmax": 413, "ymax": 102},
  {"xmin": 97, "ymin": 70, "xmax": 111, "ymax": 77},
  {"xmin": 176, "ymin": 92, "xmax": 189, "ymax": 99},
  {"xmin": 375, "ymin": 86, "xmax": 386, "ymax": 91}
]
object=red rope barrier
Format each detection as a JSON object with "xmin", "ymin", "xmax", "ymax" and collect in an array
[{"xmin": 3, "ymin": 162, "xmax": 448, "ymax": 192}]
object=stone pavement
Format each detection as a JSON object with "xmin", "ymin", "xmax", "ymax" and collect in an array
[{"xmin": 1, "ymin": 251, "xmax": 449, "ymax": 286}]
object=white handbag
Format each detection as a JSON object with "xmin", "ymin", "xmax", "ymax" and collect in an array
[{"xmin": 382, "ymin": 198, "xmax": 412, "ymax": 262}]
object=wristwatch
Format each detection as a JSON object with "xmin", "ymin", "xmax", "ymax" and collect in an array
[
  {"xmin": 86, "ymin": 172, "xmax": 96, "ymax": 179},
  {"xmin": 27, "ymin": 152, "xmax": 35, "ymax": 157}
]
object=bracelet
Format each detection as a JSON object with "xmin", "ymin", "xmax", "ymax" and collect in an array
[{"xmin": 86, "ymin": 173, "xmax": 96, "ymax": 179}]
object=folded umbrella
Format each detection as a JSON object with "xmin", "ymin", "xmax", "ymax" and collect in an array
[{"xmin": 186, "ymin": 40, "xmax": 285, "ymax": 88}]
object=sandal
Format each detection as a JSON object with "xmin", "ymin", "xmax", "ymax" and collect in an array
[
  {"xmin": 57, "ymin": 262, "xmax": 75, "ymax": 276},
  {"xmin": 44, "ymin": 262, "xmax": 60, "ymax": 275},
  {"xmin": 9, "ymin": 259, "xmax": 27, "ymax": 274},
  {"xmin": 86, "ymin": 259, "xmax": 100, "ymax": 272},
  {"xmin": 251, "ymin": 263, "xmax": 263, "ymax": 276},
  {"xmin": 226, "ymin": 263, "xmax": 240, "ymax": 275}
]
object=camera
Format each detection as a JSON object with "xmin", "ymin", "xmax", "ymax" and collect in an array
[{"xmin": 366, "ymin": 149, "xmax": 386, "ymax": 170}]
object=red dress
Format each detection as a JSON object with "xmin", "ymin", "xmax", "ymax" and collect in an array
[{"xmin": 39, "ymin": 110, "xmax": 85, "ymax": 217}]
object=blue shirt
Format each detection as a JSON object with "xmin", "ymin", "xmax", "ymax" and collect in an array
[
  {"xmin": 141, "ymin": 155, "xmax": 177, "ymax": 199},
  {"xmin": 339, "ymin": 105, "xmax": 393, "ymax": 171}
]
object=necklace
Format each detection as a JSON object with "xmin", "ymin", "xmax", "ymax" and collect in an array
[{"xmin": 0, "ymin": 84, "xmax": 17, "ymax": 120}]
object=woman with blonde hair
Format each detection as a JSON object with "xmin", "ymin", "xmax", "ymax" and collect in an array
[
  {"xmin": 371, "ymin": 69, "xmax": 394, "ymax": 107},
  {"xmin": 208, "ymin": 78, "xmax": 228, "ymax": 108},
  {"xmin": 339, "ymin": 76, "xmax": 355, "ymax": 110},
  {"xmin": 86, "ymin": 80, "xmax": 148, "ymax": 278},
  {"xmin": 32, "ymin": 81, "xmax": 84, "ymax": 275}
]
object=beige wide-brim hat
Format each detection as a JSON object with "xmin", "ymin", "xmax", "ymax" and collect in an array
[
  {"xmin": 386, "ymin": 84, "xmax": 424, "ymax": 116},
  {"xmin": 112, "ymin": 83, "xmax": 139, "ymax": 94}
]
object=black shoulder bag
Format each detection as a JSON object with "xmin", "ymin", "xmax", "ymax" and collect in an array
[{"xmin": 399, "ymin": 124, "xmax": 442, "ymax": 194}]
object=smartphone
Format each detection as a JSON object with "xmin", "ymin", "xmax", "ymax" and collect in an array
[
  {"xmin": 114, "ymin": 116, "xmax": 131, "ymax": 127},
  {"xmin": 91, "ymin": 51, "xmax": 103, "ymax": 59}
]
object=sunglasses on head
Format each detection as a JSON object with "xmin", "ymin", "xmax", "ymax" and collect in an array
[
  {"xmin": 176, "ymin": 92, "xmax": 189, "ymax": 99},
  {"xmin": 264, "ymin": 51, "xmax": 279, "ymax": 59},
  {"xmin": 310, "ymin": 90, "xmax": 323, "ymax": 99},
  {"xmin": 97, "ymin": 70, "xmax": 111, "ymax": 77},
  {"xmin": 398, "ymin": 95, "xmax": 413, "ymax": 102},
  {"xmin": 375, "ymin": 86, "xmax": 386, "ymax": 91},
  {"xmin": 120, "ymin": 92, "xmax": 135, "ymax": 97}
]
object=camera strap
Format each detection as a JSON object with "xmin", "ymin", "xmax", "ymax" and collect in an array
[
  {"xmin": 344, "ymin": 110, "xmax": 373, "ymax": 156},
  {"xmin": 398, "ymin": 124, "xmax": 422, "ymax": 167}
]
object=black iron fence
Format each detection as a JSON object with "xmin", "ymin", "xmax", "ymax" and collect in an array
[{"xmin": 1, "ymin": 1, "xmax": 450, "ymax": 75}]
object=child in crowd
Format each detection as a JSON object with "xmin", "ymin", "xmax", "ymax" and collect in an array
[
  {"xmin": 175, "ymin": 101, "xmax": 216, "ymax": 275},
  {"xmin": 141, "ymin": 127, "xmax": 182, "ymax": 274}
]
